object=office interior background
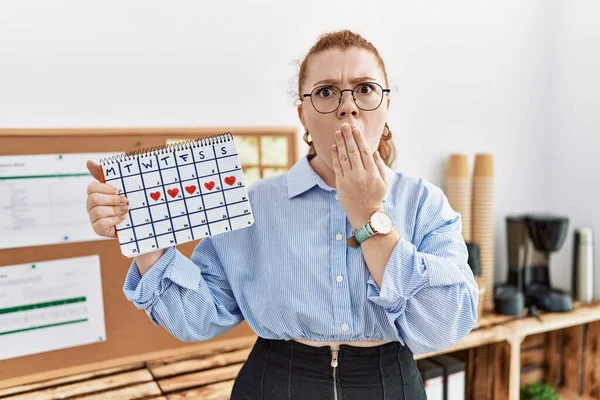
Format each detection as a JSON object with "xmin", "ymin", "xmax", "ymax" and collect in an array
[{"xmin": 1, "ymin": 1, "xmax": 599, "ymax": 399}]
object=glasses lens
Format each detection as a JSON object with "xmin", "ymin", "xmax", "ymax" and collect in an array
[
  {"xmin": 353, "ymin": 83, "xmax": 384, "ymax": 111},
  {"xmin": 311, "ymin": 86, "xmax": 341, "ymax": 113}
]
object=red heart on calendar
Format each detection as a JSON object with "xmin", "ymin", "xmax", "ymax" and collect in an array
[
  {"xmin": 150, "ymin": 192, "xmax": 161, "ymax": 201},
  {"xmin": 224, "ymin": 176, "xmax": 236, "ymax": 186},
  {"xmin": 185, "ymin": 185, "xmax": 197, "ymax": 194},
  {"xmin": 204, "ymin": 181, "xmax": 215, "ymax": 191},
  {"xmin": 167, "ymin": 188, "xmax": 179, "ymax": 198}
]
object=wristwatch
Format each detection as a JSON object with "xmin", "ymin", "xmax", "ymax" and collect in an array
[{"xmin": 347, "ymin": 210, "xmax": 395, "ymax": 247}]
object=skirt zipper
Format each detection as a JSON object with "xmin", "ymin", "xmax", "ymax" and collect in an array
[{"xmin": 331, "ymin": 349, "xmax": 339, "ymax": 400}]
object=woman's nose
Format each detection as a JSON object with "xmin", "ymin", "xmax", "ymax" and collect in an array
[{"xmin": 337, "ymin": 91, "xmax": 359, "ymax": 118}]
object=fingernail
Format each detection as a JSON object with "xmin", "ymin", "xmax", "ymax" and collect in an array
[
  {"xmin": 120, "ymin": 197, "xmax": 127, "ymax": 204},
  {"xmin": 120, "ymin": 205, "xmax": 128, "ymax": 213},
  {"xmin": 335, "ymin": 131, "xmax": 341, "ymax": 138}
]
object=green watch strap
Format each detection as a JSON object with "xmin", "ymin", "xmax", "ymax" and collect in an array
[{"xmin": 353, "ymin": 221, "xmax": 375, "ymax": 244}]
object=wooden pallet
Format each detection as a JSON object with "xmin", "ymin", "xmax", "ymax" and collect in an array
[
  {"xmin": 464, "ymin": 302, "xmax": 600, "ymax": 400},
  {"xmin": 557, "ymin": 388, "xmax": 597, "ymax": 400},
  {"xmin": 519, "ymin": 321, "xmax": 600, "ymax": 399},
  {"xmin": 0, "ymin": 337, "xmax": 256, "ymax": 400}
]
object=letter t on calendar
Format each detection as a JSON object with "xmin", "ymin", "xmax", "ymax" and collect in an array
[{"xmin": 99, "ymin": 134, "xmax": 254, "ymax": 257}]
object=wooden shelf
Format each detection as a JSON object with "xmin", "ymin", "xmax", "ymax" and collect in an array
[
  {"xmin": 416, "ymin": 300, "xmax": 600, "ymax": 399},
  {"xmin": 415, "ymin": 323, "xmax": 510, "ymax": 360},
  {"xmin": 502, "ymin": 301, "xmax": 600, "ymax": 336},
  {"xmin": 418, "ymin": 301, "xmax": 600, "ymax": 359}
]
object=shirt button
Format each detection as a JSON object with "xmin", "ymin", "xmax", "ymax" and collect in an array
[
  {"xmin": 336, "ymin": 275, "xmax": 344, "ymax": 283},
  {"xmin": 341, "ymin": 323, "xmax": 349, "ymax": 332},
  {"xmin": 335, "ymin": 193, "xmax": 339, "ymax": 200},
  {"xmin": 335, "ymin": 233, "xmax": 343, "ymax": 242}
]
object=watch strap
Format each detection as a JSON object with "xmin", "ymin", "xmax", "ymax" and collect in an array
[
  {"xmin": 350, "ymin": 221, "xmax": 376, "ymax": 247},
  {"xmin": 354, "ymin": 221, "xmax": 375, "ymax": 243}
]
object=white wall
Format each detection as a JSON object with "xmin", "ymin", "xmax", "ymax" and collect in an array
[
  {"xmin": 548, "ymin": 1, "xmax": 600, "ymax": 297},
  {"xmin": 0, "ymin": 1, "xmax": 562, "ymax": 287}
]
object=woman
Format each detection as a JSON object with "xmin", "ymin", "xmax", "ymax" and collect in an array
[{"xmin": 86, "ymin": 30, "xmax": 478, "ymax": 399}]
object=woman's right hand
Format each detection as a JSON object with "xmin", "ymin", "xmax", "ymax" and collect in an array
[{"xmin": 86, "ymin": 160, "xmax": 128, "ymax": 238}]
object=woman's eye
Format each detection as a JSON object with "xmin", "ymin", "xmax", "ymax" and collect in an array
[
  {"xmin": 317, "ymin": 87, "xmax": 335, "ymax": 97},
  {"xmin": 357, "ymin": 84, "xmax": 373, "ymax": 94}
]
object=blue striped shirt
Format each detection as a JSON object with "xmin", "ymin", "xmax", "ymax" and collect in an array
[{"xmin": 123, "ymin": 155, "xmax": 479, "ymax": 355}]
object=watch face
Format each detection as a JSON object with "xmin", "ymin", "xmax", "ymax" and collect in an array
[{"xmin": 371, "ymin": 211, "xmax": 394, "ymax": 234}]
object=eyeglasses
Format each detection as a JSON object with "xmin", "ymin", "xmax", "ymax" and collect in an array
[{"xmin": 303, "ymin": 82, "xmax": 390, "ymax": 114}]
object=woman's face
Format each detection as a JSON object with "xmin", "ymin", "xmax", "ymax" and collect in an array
[{"xmin": 298, "ymin": 47, "xmax": 389, "ymax": 169}]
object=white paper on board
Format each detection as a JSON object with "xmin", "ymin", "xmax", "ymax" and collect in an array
[
  {"xmin": 0, "ymin": 153, "xmax": 117, "ymax": 250},
  {"xmin": 0, "ymin": 255, "xmax": 106, "ymax": 361}
]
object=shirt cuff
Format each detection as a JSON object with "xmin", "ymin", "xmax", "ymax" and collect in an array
[
  {"xmin": 122, "ymin": 246, "xmax": 202, "ymax": 309},
  {"xmin": 366, "ymin": 237, "xmax": 467, "ymax": 313}
]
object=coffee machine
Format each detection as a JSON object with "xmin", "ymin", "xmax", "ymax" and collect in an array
[{"xmin": 494, "ymin": 214, "xmax": 574, "ymax": 315}]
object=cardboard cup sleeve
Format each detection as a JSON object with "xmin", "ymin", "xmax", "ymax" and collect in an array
[
  {"xmin": 472, "ymin": 154, "xmax": 495, "ymax": 311},
  {"xmin": 445, "ymin": 154, "xmax": 472, "ymax": 242}
]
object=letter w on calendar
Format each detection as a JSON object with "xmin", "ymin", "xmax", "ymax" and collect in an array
[{"xmin": 99, "ymin": 134, "xmax": 254, "ymax": 257}]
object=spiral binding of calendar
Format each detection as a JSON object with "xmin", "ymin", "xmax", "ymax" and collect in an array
[{"xmin": 99, "ymin": 132, "xmax": 233, "ymax": 166}]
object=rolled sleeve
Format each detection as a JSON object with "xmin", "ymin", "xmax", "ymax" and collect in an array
[
  {"xmin": 366, "ymin": 181, "xmax": 479, "ymax": 354},
  {"xmin": 366, "ymin": 238, "xmax": 429, "ymax": 313},
  {"xmin": 122, "ymin": 246, "xmax": 204, "ymax": 327},
  {"xmin": 121, "ymin": 239, "xmax": 243, "ymax": 341},
  {"xmin": 367, "ymin": 235, "xmax": 472, "ymax": 309},
  {"xmin": 124, "ymin": 247, "xmax": 173, "ymax": 308}
]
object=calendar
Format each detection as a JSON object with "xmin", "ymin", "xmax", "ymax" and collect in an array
[{"xmin": 99, "ymin": 133, "xmax": 254, "ymax": 257}]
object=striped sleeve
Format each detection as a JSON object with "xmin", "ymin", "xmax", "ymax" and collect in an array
[
  {"xmin": 122, "ymin": 240, "xmax": 244, "ymax": 342},
  {"xmin": 366, "ymin": 183, "xmax": 479, "ymax": 355}
]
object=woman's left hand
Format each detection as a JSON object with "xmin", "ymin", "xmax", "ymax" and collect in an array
[{"xmin": 331, "ymin": 123, "xmax": 388, "ymax": 230}]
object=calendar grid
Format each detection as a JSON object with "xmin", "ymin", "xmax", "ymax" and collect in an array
[
  {"xmin": 106, "ymin": 172, "xmax": 240, "ymax": 199},
  {"xmin": 104, "ymin": 167, "xmax": 239, "ymax": 193},
  {"xmin": 173, "ymin": 149, "xmax": 194, "ymax": 241},
  {"xmin": 117, "ymin": 213, "xmax": 250, "ymax": 246},
  {"xmin": 124, "ymin": 197, "xmax": 246, "ymax": 213},
  {"xmin": 106, "ymin": 174, "xmax": 249, "ymax": 237},
  {"xmin": 190, "ymin": 144, "xmax": 212, "ymax": 237},
  {"xmin": 117, "ymin": 161, "xmax": 140, "ymax": 255},
  {"xmin": 106, "ymin": 179, "xmax": 248, "ymax": 225},
  {"xmin": 212, "ymin": 145, "xmax": 233, "ymax": 232},
  {"xmin": 100, "ymin": 134, "xmax": 254, "ymax": 257},
  {"xmin": 156, "ymin": 154, "xmax": 177, "ymax": 248},
  {"xmin": 136, "ymin": 156, "xmax": 159, "ymax": 250}
]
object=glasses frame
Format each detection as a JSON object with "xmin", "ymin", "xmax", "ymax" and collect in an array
[{"xmin": 302, "ymin": 82, "xmax": 390, "ymax": 114}]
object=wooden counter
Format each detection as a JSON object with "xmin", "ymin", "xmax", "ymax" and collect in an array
[{"xmin": 1, "ymin": 302, "xmax": 599, "ymax": 399}]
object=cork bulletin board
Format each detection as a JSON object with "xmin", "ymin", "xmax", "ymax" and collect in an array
[{"xmin": 0, "ymin": 127, "xmax": 298, "ymax": 388}]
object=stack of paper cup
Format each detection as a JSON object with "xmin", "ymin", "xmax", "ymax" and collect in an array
[
  {"xmin": 445, "ymin": 154, "xmax": 472, "ymax": 242},
  {"xmin": 472, "ymin": 154, "xmax": 495, "ymax": 311}
]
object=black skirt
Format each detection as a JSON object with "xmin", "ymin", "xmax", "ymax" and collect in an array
[{"xmin": 231, "ymin": 337, "xmax": 427, "ymax": 400}]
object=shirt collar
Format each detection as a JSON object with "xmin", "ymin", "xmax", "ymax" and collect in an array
[
  {"xmin": 287, "ymin": 155, "xmax": 396, "ymax": 203},
  {"xmin": 287, "ymin": 155, "xmax": 324, "ymax": 199}
]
